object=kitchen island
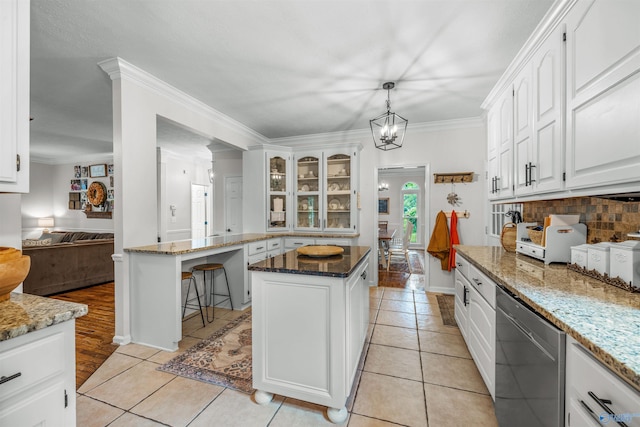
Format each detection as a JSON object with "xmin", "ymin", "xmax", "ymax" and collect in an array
[
  {"xmin": 248, "ymin": 246, "xmax": 371, "ymax": 424},
  {"xmin": 455, "ymin": 245, "xmax": 640, "ymax": 392}
]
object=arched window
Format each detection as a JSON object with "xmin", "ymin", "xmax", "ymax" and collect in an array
[{"xmin": 402, "ymin": 182, "xmax": 419, "ymax": 244}]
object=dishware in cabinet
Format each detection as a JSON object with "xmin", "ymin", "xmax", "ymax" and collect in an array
[
  {"xmin": 325, "ymin": 152, "xmax": 356, "ymax": 231},
  {"xmin": 295, "ymin": 154, "xmax": 321, "ymax": 230},
  {"xmin": 267, "ymin": 154, "xmax": 289, "ymax": 231}
]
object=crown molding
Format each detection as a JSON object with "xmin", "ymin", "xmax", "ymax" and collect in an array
[
  {"xmin": 481, "ymin": 0, "xmax": 578, "ymax": 110},
  {"xmin": 97, "ymin": 57, "xmax": 269, "ymax": 146}
]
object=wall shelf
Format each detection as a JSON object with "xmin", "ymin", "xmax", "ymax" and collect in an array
[
  {"xmin": 433, "ymin": 172, "xmax": 474, "ymax": 184},
  {"xmin": 84, "ymin": 211, "xmax": 112, "ymax": 219}
]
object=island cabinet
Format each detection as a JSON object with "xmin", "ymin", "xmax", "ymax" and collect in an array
[
  {"xmin": 0, "ymin": 0, "xmax": 29, "ymax": 193},
  {"xmin": 249, "ymin": 246, "xmax": 371, "ymax": 424}
]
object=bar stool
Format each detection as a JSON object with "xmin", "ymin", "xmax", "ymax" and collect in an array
[
  {"xmin": 191, "ymin": 263, "xmax": 233, "ymax": 322},
  {"xmin": 181, "ymin": 271, "xmax": 205, "ymax": 327}
]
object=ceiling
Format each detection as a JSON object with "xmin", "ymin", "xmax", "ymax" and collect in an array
[{"xmin": 29, "ymin": 0, "xmax": 555, "ymax": 163}]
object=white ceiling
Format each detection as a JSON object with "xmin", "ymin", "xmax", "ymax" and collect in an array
[{"xmin": 29, "ymin": 0, "xmax": 554, "ymax": 163}]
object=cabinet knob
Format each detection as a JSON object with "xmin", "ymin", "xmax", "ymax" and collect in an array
[{"xmin": 361, "ymin": 271, "xmax": 367, "ymax": 280}]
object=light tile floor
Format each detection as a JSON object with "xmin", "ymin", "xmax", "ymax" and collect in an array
[{"xmin": 77, "ymin": 288, "xmax": 498, "ymax": 426}]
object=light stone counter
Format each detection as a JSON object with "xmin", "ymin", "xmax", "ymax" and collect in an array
[
  {"xmin": 456, "ymin": 245, "xmax": 640, "ymax": 392},
  {"xmin": 0, "ymin": 292, "xmax": 88, "ymax": 341}
]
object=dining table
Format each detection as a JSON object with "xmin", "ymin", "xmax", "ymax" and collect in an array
[{"xmin": 378, "ymin": 228, "xmax": 396, "ymax": 269}]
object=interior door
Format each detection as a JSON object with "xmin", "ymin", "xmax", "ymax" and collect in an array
[
  {"xmin": 191, "ymin": 184, "xmax": 206, "ymax": 239},
  {"xmin": 225, "ymin": 176, "xmax": 242, "ymax": 233}
]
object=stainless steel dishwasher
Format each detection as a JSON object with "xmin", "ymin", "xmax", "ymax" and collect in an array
[{"xmin": 495, "ymin": 286, "xmax": 566, "ymax": 427}]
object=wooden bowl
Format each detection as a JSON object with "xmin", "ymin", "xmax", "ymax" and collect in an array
[
  {"xmin": 0, "ymin": 254, "xmax": 31, "ymax": 302},
  {"xmin": 297, "ymin": 245, "xmax": 344, "ymax": 258},
  {"xmin": 0, "ymin": 247, "xmax": 22, "ymax": 263}
]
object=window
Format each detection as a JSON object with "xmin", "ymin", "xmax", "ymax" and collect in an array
[
  {"xmin": 402, "ymin": 182, "xmax": 419, "ymax": 244},
  {"xmin": 489, "ymin": 203, "xmax": 523, "ymax": 238}
]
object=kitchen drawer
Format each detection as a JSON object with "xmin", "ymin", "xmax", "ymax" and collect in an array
[
  {"xmin": 566, "ymin": 338, "xmax": 640, "ymax": 427},
  {"xmin": 468, "ymin": 285, "xmax": 495, "ymax": 399},
  {"xmin": 0, "ymin": 331, "xmax": 65, "ymax": 400},
  {"xmin": 248, "ymin": 240, "xmax": 268, "ymax": 256},
  {"xmin": 454, "ymin": 255, "xmax": 470, "ymax": 280},
  {"xmin": 267, "ymin": 238, "xmax": 281, "ymax": 251},
  {"xmin": 316, "ymin": 238, "xmax": 351, "ymax": 246},
  {"xmin": 248, "ymin": 252, "xmax": 268, "ymax": 265},
  {"xmin": 516, "ymin": 241, "xmax": 545, "ymax": 261},
  {"xmin": 284, "ymin": 237, "xmax": 315, "ymax": 249},
  {"xmin": 468, "ymin": 264, "xmax": 496, "ymax": 309},
  {"xmin": 267, "ymin": 249, "xmax": 281, "ymax": 259}
]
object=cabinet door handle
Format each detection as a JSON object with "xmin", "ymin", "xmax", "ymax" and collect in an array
[
  {"xmin": 463, "ymin": 286, "xmax": 468, "ymax": 306},
  {"xmin": 529, "ymin": 162, "xmax": 536, "ymax": 185},
  {"xmin": 0, "ymin": 372, "xmax": 21, "ymax": 385},
  {"xmin": 588, "ymin": 391, "xmax": 629, "ymax": 427},
  {"xmin": 361, "ymin": 270, "xmax": 367, "ymax": 280},
  {"xmin": 525, "ymin": 163, "xmax": 530, "ymax": 186},
  {"xmin": 495, "ymin": 176, "xmax": 500, "ymax": 192}
]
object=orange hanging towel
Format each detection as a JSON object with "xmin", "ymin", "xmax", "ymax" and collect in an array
[
  {"xmin": 448, "ymin": 210, "xmax": 460, "ymax": 271},
  {"xmin": 427, "ymin": 210, "xmax": 450, "ymax": 270}
]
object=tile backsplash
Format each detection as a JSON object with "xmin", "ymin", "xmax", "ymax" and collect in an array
[{"xmin": 522, "ymin": 197, "xmax": 640, "ymax": 243}]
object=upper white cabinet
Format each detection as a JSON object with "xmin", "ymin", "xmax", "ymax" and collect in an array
[
  {"xmin": 244, "ymin": 144, "xmax": 360, "ymax": 234},
  {"xmin": 0, "ymin": 0, "xmax": 29, "ymax": 193},
  {"xmin": 484, "ymin": 0, "xmax": 640, "ymax": 201},
  {"xmin": 565, "ymin": 0, "xmax": 640, "ymax": 190},
  {"xmin": 487, "ymin": 90, "xmax": 514, "ymax": 200}
]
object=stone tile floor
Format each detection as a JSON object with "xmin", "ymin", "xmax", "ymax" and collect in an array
[{"xmin": 76, "ymin": 288, "xmax": 498, "ymax": 426}]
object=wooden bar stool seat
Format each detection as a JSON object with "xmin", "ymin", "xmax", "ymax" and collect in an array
[
  {"xmin": 181, "ymin": 271, "xmax": 205, "ymax": 327},
  {"xmin": 192, "ymin": 263, "xmax": 233, "ymax": 322}
]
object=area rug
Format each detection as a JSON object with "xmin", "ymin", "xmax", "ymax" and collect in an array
[
  {"xmin": 158, "ymin": 311, "xmax": 253, "ymax": 393},
  {"xmin": 436, "ymin": 294, "xmax": 457, "ymax": 327},
  {"xmin": 381, "ymin": 251, "xmax": 424, "ymax": 274}
]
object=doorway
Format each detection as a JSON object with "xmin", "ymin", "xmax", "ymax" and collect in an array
[{"xmin": 224, "ymin": 176, "xmax": 242, "ymax": 233}]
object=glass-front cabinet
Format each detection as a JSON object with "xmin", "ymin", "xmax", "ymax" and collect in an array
[
  {"xmin": 295, "ymin": 155, "xmax": 321, "ymax": 230},
  {"xmin": 325, "ymin": 152, "xmax": 355, "ymax": 231},
  {"xmin": 267, "ymin": 154, "xmax": 289, "ymax": 231}
]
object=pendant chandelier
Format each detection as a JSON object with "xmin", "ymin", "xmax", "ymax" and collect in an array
[{"xmin": 370, "ymin": 82, "xmax": 408, "ymax": 151}]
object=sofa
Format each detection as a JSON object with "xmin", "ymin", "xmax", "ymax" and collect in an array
[{"xmin": 22, "ymin": 231, "xmax": 114, "ymax": 296}]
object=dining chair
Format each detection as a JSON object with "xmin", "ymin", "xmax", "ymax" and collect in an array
[
  {"xmin": 387, "ymin": 221, "xmax": 413, "ymax": 273},
  {"xmin": 378, "ymin": 221, "xmax": 388, "ymax": 231}
]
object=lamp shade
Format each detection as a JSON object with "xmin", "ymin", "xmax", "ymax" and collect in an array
[{"xmin": 37, "ymin": 217, "xmax": 54, "ymax": 228}]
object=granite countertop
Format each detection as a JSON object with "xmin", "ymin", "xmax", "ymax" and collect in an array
[
  {"xmin": 125, "ymin": 232, "xmax": 360, "ymax": 255},
  {"xmin": 248, "ymin": 246, "xmax": 371, "ymax": 278},
  {"xmin": 0, "ymin": 292, "xmax": 88, "ymax": 342},
  {"xmin": 456, "ymin": 245, "xmax": 640, "ymax": 392}
]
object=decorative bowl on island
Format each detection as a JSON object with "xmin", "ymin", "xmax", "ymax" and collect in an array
[{"xmin": 0, "ymin": 247, "xmax": 31, "ymax": 302}]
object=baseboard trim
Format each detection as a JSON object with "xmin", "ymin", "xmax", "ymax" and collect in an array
[
  {"xmin": 426, "ymin": 286, "xmax": 454, "ymax": 295},
  {"xmin": 112, "ymin": 335, "xmax": 131, "ymax": 346}
]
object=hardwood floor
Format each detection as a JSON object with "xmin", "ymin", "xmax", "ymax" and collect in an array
[
  {"xmin": 50, "ymin": 282, "xmax": 117, "ymax": 388},
  {"xmin": 378, "ymin": 249, "xmax": 426, "ymax": 290}
]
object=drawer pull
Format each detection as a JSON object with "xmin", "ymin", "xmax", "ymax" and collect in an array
[
  {"xmin": 456, "ymin": 262, "xmax": 462, "ymax": 267},
  {"xmin": 361, "ymin": 271, "xmax": 367, "ymax": 280},
  {"xmin": 579, "ymin": 399, "xmax": 602, "ymax": 425},
  {"xmin": 472, "ymin": 278, "xmax": 482, "ymax": 285},
  {"xmin": 0, "ymin": 372, "xmax": 21, "ymax": 385},
  {"xmin": 256, "ymin": 246, "xmax": 264, "ymax": 250},
  {"xmin": 588, "ymin": 391, "xmax": 629, "ymax": 427}
]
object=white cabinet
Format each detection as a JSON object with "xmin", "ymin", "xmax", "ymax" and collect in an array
[
  {"xmin": 513, "ymin": 63, "xmax": 534, "ymax": 196},
  {"xmin": 245, "ymin": 238, "xmax": 283, "ymax": 304},
  {"xmin": 565, "ymin": 335, "xmax": 640, "ymax": 427},
  {"xmin": 295, "ymin": 153, "xmax": 322, "ymax": 230},
  {"xmin": 0, "ymin": 0, "xmax": 29, "ymax": 193},
  {"xmin": 251, "ymin": 257, "xmax": 370, "ymax": 422},
  {"xmin": 324, "ymin": 150, "xmax": 358, "ymax": 232},
  {"xmin": 0, "ymin": 321, "xmax": 77, "ymax": 426},
  {"xmin": 565, "ymin": 0, "xmax": 640, "ymax": 190},
  {"xmin": 267, "ymin": 152, "xmax": 291, "ymax": 231},
  {"xmin": 454, "ymin": 256, "xmax": 496, "ymax": 399},
  {"xmin": 488, "ymin": 90, "xmax": 514, "ymax": 200}
]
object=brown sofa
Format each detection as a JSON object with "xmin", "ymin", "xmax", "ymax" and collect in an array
[{"xmin": 22, "ymin": 231, "xmax": 114, "ymax": 296}]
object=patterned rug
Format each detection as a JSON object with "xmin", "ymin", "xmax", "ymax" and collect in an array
[
  {"xmin": 381, "ymin": 251, "xmax": 424, "ymax": 274},
  {"xmin": 436, "ymin": 294, "xmax": 457, "ymax": 327},
  {"xmin": 158, "ymin": 311, "xmax": 253, "ymax": 393}
]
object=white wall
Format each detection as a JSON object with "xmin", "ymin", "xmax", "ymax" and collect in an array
[
  {"xmin": 157, "ymin": 148, "xmax": 212, "ymax": 241},
  {"xmin": 21, "ymin": 161, "xmax": 114, "ymax": 238}
]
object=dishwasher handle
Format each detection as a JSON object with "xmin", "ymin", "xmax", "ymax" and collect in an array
[{"xmin": 501, "ymin": 308, "xmax": 556, "ymax": 361}]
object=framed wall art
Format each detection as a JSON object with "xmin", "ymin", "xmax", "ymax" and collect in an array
[
  {"xmin": 378, "ymin": 198, "xmax": 389, "ymax": 214},
  {"xmin": 89, "ymin": 164, "xmax": 107, "ymax": 178}
]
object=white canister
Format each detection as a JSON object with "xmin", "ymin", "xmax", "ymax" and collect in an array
[
  {"xmin": 587, "ymin": 242, "xmax": 615, "ymax": 276},
  {"xmin": 570, "ymin": 244, "xmax": 590, "ymax": 268},
  {"xmin": 609, "ymin": 241, "xmax": 640, "ymax": 286}
]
